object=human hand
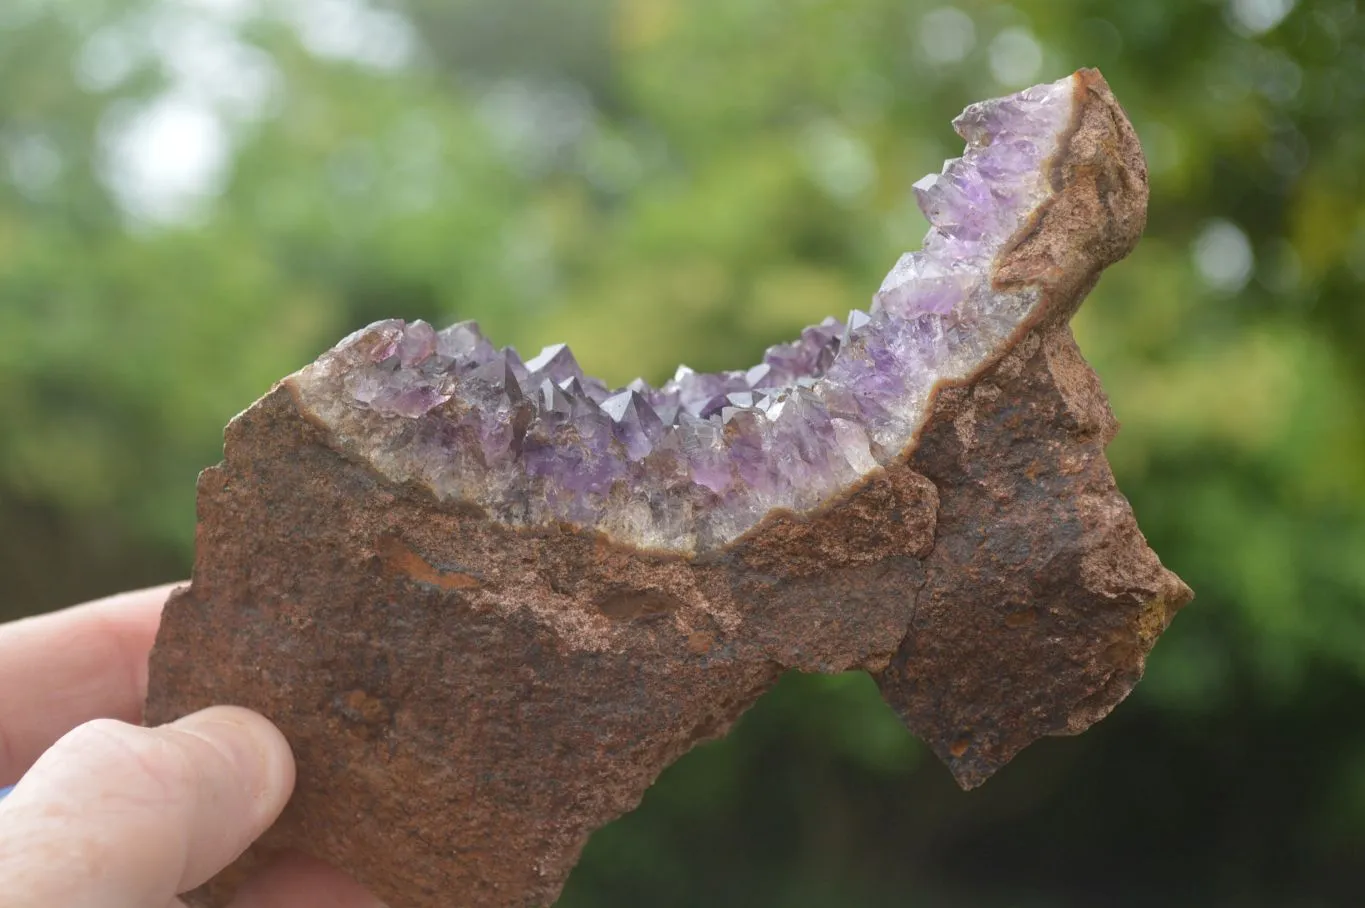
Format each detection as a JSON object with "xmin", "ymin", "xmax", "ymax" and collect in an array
[{"xmin": 0, "ymin": 585, "xmax": 384, "ymax": 907}]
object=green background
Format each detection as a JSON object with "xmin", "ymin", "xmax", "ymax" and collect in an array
[{"xmin": 2, "ymin": 0, "xmax": 1362, "ymax": 904}]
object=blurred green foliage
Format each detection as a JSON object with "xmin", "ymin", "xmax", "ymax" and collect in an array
[{"xmin": 2, "ymin": 0, "xmax": 1362, "ymax": 903}]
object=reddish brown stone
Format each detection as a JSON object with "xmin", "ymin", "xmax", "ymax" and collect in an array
[{"xmin": 146, "ymin": 71, "xmax": 1191, "ymax": 907}]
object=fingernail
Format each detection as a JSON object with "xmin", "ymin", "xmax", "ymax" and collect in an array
[
  {"xmin": 173, "ymin": 708, "xmax": 290, "ymax": 803},
  {"xmin": 187, "ymin": 717, "xmax": 268, "ymax": 777}
]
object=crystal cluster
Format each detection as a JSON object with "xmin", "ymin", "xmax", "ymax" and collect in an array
[{"xmin": 294, "ymin": 76, "xmax": 1077, "ymax": 552}]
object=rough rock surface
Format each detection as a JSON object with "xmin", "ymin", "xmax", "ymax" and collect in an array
[{"xmin": 147, "ymin": 70, "xmax": 1192, "ymax": 907}]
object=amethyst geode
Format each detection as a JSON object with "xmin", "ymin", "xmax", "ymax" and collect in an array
[{"xmin": 148, "ymin": 70, "xmax": 1191, "ymax": 908}]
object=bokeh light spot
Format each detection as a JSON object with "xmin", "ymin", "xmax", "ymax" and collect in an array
[
  {"xmin": 802, "ymin": 120, "xmax": 876, "ymax": 202},
  {"xmin": 284, "ymin": 0, "xmax": 417, "ymax": 71},
  {"xmin": 1193, "ymin": 219, "xmax": 1255, "ymax": 293},
  {"xmin": 4, "ymin": 132, "xmax": 63, "ymax": 196},
  {"xmin": 918, "ymin": 7, "xmax": 976, "ymax": 66},
  {"xmin": 989, "ymin": 27, "xmax": 1043, "ymax": 87},
  {"xmin": 74, "ymin": 26, "xmax": 142, "ymax": 93},
  {"xmin": 1227, "ymin": 0, "xmax": 1298, "ymax": 36},
  {"xmin": 99, "ymin": 95, "xmax": 229, "ymax": 225}
]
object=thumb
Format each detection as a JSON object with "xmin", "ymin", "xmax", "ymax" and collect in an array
[{"xmin": 0, "ymin": 706, "xmax": 295, "ymax": 908}]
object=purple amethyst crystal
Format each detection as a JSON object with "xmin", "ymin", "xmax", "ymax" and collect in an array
[
  {"xmin": 436, "ymin": 321, "xmax": 495, "ymax": 364},
  {"xmin": 524, "ymin": 343, "xmax": 583, "ymax": 385},
  {"xmin": 293, "ymin": 74, "xmax": 1081, "ymax": 552},
  {"xmin": 398, "ymin": 320, "xmax": 438, "ymax": 367},
  {"xmin": 601, "ymin": 390, "xmax": 663, "ymax": 461}
]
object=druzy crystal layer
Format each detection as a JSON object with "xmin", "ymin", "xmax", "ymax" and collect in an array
[{"xmin": 294, "ymin": 77, "xmax": 1076, "ymax": 552}]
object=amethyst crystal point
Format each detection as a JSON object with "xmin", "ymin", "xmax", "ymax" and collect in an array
[
  {"xmin": 873, "ymin": 252, "xmax": 973, "ymax": 317},
  {"xmin": 469, "ymin": 356, "xmax": 523, "ymax": 403},
  {"xmin": 524, "ymin": 343, "xmax": 583, "ymax": 385},
  {"xmin": 294, "ymin": 72, "xmax": 1087, "ymax": 552},
  {"xmin": 557, "ymin": 377, "xmax": 602, "ymax": 419},
  {"xmin": 397, "ymin": 320, "xmax": 438, "ymax": 367},
  {"xmin": 435, "ymin": 320, "xmax": 494, "ymax": 364},
  {"xmin": 539, "ymin": 378, "xmax": 572, "ymax": 416},
  {"xmin": 668, "ymin": 367, "xmax": 749, "ymax": 419},
  {"xmin": 675, "ymin": 410, "xmax": 729, "ymax": 495},
  {"xmin": 601, "ymin": 389, "xmax": 663, "ymax": 461}
]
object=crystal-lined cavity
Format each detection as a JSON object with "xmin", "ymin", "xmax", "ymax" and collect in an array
[{"xmin": 293, "ymin": 75, "xmax": 1078, "ymax": 553}]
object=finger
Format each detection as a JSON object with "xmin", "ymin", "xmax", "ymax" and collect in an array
[
  {"xmin": 0, "ymin": 583, "xmax": 177, "ymax": 784},
  {"xmin": 0, "ymin": 706, "xmax": 294, "ymax": 908},
  {"xmin": 229, "ymin": 851, "xmax": 387, "ymax": 908}
]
